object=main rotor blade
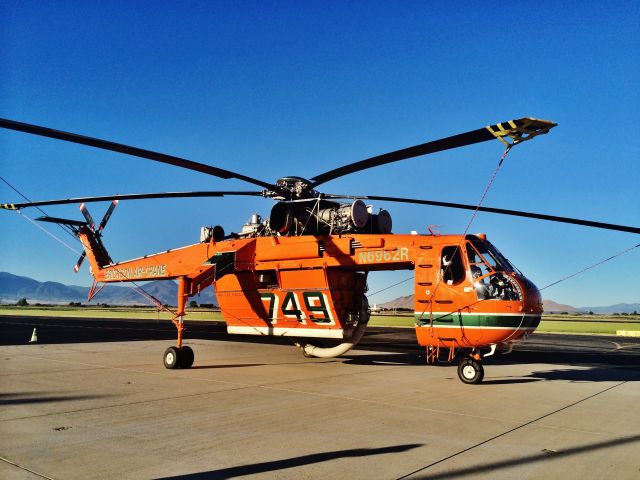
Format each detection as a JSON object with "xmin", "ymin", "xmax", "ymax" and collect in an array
[
  {"xmin": 1, "ymin": 191, "xmax": 263, "ymax": 210},
  {"xmin": 310, "ymin": 118, "xmax": 556, "ymax": 188},
  {"xmin": 0, "ymin": 118, "xmax": 274, "ymax": 190},
  {"xmin": 326, "ymin": 194, "xmax": 640, "ymax": 235}
]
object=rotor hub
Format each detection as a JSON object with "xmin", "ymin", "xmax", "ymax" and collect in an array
[{"xmin": 274, "ymin": 176, "xmax": 316, "ymax": 199}]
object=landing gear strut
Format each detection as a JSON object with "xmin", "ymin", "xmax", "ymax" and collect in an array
[
  {"xmin": 163, "ymin": 277, "xmax": 195, "ymax": 369},
  {"xmin": 457, "ymin": 356, "xmax": 484, "ymax": 384}
]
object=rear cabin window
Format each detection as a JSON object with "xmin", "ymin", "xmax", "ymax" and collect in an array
[{"xmin": 440, "ymin": 246, "xmax": 465, "ymax": 285}]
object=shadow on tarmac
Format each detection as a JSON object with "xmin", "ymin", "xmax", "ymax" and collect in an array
[
  {"xmin": 190, "ymin": 359, "xmax": 340, "ymax": 369},
  {"xmin": 190, "ymin": 363, "xmax": 266, "ymax": 370},
  {"xmin": 497, "ymin": 349, "xmax": 640, "ymax": 368},
  {"xmin": 481, "ymin": 365, "xmax": 640, "ymax": 384},
  {"xmin": 3, "ymin": 316, "xmax": 638, "ymax": 383},
  {"xmin": 0, "ymin": 391, "xmax": 110, "ymax": 405},
  {"xmin": 341, "ymin": 351, "xmax": 640, "ymax": 383},
  {"xmin": 342, "ymin": 352, "xmax": 424, "ymax": 366},
  {"xmin": 400, "ymin": 434, "xmax": 640, "ymax": 480},
  {"xmin": 478, "ymin": 378, "xmax": 542, "ymax": 385},
  {"xmin": 527, "ymin": 366, "xmax": 640, "ymax": 382},
  {"xmin": 157, "ymin": 444, "xmax": 423, "ymax": 480}
]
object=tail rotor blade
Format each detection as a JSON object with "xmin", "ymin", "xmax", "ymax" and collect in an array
[
  {"xmin": 79, "ymin": 203, "xmax": 96, "ymax": 231},
  {"xmin": 74, "ymin": 252, "xmax": 86, "ymax": 272},
  {"xmin": 97, "ymin": 200, "xmax": 118, "ymax": 232}
]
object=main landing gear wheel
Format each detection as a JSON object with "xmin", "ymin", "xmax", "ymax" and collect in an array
[
  {"xmin": 163, "ymin": 346, "xmax": 180, "ymax": 369},
  {"xmin": 457, "ymin": 357, "xmax": 484, "ymax": 384},
  {"xmin": 179, "ymin": 346, "xmax": 194, "ymax": 369},
  {"xmin": 163, "ymin": 346, "xmax": 195, "ymax": 369}
]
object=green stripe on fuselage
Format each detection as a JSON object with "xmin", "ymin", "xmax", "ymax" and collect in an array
[{"xmin": 414, "ymin": 313, "xmax": 541, "ymax": 329}]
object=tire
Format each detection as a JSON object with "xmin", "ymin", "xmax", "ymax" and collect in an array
[
  {"xmin": 457, "ymin": 358, "xmax": 484, "ymax": 384},
  {"xmin": 179, "ymin": 346, "xmax": 194, "ymax": 369},
  {"xmin": 163, "ymin": 346, "xmax": 180, "ymax": 369}
]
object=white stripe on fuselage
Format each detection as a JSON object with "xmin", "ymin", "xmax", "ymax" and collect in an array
[{"xmin": 227, "ymin": 326, "xmax": 345, "ymax": 338}]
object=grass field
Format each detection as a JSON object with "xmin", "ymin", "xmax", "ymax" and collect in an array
[
  {"xmin": 368, "ymin": 314, "xmax": 640, "ymax": 334},
  {"xmin": 2, "ymin": 306, "xmax": 639, "ymax": 335},
  {"xmin": 0, "ymin": 306, "xmax": 225, "ymax": 322}
]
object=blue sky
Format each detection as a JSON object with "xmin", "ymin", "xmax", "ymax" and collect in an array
[{"xmin": 1, "ymin": 1, "xmax": 638, "ymax": 307}]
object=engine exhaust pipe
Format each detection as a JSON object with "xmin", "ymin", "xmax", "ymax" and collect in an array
[{"xmin": 295, "ymin": 296, "xmax": 370, "ymax": 358}]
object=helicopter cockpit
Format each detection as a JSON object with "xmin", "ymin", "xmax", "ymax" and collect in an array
[{"xmin": 464, "ymin": 235, "xmax": 522, "ymax": 301}]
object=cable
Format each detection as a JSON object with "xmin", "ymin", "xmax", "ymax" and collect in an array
[
  {"xmin": 540, "ymin": 243, "xmax": 640, "ymax": 291},
  {"xmin": 460, "ymin": 146, "xmax": 512, "ymax": 237},
  {"xmin": 423, "ymin": 146, "xmax": 512, "ymax": 325},
  {"xmin": 18, "ymin": 211, "xmax": 83, "ymax": 255},
  {"xmin": 367, "ymin": 148, "xmax": 513, "ymax": 310},
  {"xmin": 1, "ymin": 175, "xmax": 79, "ymax": 240},
  {"xmin": 367, "ymin": 276, "xmax": 414, "ymax": 298}
]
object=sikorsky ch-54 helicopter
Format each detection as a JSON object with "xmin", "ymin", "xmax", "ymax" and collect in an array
[{"xmin": 2, "ymin": 117, "xmax": 639, "ymax": 384}]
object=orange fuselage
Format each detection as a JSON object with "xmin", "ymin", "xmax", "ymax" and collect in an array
[{"xmin": 80, "ymin": 232, "xmax": 542, "ymax": 351}]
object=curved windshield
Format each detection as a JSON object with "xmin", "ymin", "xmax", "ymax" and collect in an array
[
  {"xmin": 466, "ymin": 237, "xmax": 518, "ymax": 274},
  {"xmin": 465, "ymin": 236, "xmax": 522, "ymax": 301}
]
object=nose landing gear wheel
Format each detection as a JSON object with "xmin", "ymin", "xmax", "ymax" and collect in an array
[{"xmin": 457, "ymin": 357, "xmax": 484, "ymax": 384}]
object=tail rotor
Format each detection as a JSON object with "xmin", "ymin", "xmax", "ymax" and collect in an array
[{"xmin": 73, "ymin": 200, "xmax": 117, "ymax": 271}]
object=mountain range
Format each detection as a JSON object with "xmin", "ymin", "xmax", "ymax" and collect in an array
[
  {"xmin": 377, "ymin": 294, "xmax": 639, "ymax": 315},
  {"xmin": 0, "ymin": 272, "xmax": 217, "ymax": 306}
]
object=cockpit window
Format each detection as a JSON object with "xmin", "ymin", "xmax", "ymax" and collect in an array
[{"xmin": 465, "ymin": 238, "xmax": 521, "ymax": 301}]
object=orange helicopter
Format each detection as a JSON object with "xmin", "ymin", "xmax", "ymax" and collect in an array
[{"xmin": 2, "ymin": 117, "xmax": 639, "ymax": 383}]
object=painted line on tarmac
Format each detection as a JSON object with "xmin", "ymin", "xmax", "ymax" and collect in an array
[
  {"xmin": 394, "ymin": 380, "xmax": 629, "ymax": 479},
  {"xmin": 0, "ymin": 455, "xmax": 56, "ymax": 480}
]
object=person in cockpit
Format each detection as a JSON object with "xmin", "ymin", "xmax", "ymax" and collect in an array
[
  {"xmin": 471, "ymin": 265, "xmax": 490, "ymax": 300},
  {"xmin": 441, "ymin": 254, "xmax": 453, "ymax": 284}
]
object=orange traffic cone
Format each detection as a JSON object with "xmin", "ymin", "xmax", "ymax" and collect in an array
[{"xmin": 29, "ymin": 328, "xmax": 38, "ymax": 343}]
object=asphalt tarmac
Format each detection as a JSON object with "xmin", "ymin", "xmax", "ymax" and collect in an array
[
  {"xmin": 1, "ymin": 315, "xmax": 639, "ymax": 479},
  {"xmin": 2, "ymin": 314, "xmax": 639, "ymax": 367}
]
